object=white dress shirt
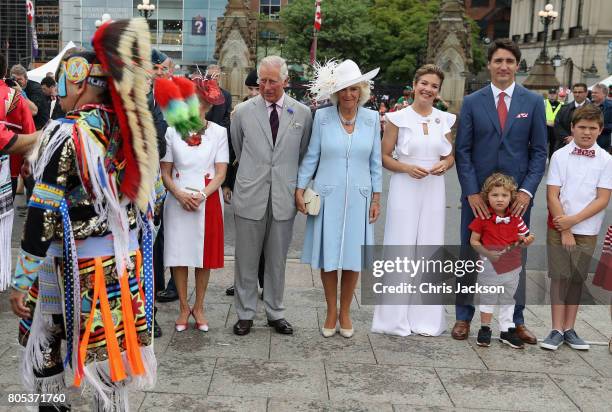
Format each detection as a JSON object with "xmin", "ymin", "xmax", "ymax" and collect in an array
[
  {"xmin": 547, "ymin": 141, "xmax": 612, "ymax": 235},
  {"xmin": 490, "ymin": 82, "xmax": 532, "ymax": 198},
  {"xmin": 491, "ymin": 82, "xmax": 515, "ymax": 109},
  {"xmin": 266, "ymin": 94, "xmax": 285, "ymax": 119}
]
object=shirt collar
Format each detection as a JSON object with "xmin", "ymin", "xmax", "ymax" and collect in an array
[
  {"xmin": 488, "ymin": 207, "xmax": 510, "ymax": 219},
  {"xmin": 491, "ymin": 82, "xmax": 515, "ymax": 99},
  {"xmin": 266, "ymin": 93, "xmax": 285, "ymax": 109},
  {"xmin": 575, "ymin": 100, "xmax": 586, "ymax": 108},
  {"xmin": 568, "ymin": 140, "xmax": 599, "ymax": 155}
]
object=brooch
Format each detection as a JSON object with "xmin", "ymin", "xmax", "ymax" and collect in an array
[
  {"xmin": 185, "ymin": 133, "xmax": 202, "ymax": 147},
  {"xmin": 435, "ymin": 118, "xmax": 441, "ymax": 124},
  {"xmin": 287, "ymin": 107, "xmax": 294, "ymax": 114}
]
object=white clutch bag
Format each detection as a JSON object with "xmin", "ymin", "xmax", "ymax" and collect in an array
[{"xmin": 303, "ymin": 187, "xmax": 320, "ymax": 216}]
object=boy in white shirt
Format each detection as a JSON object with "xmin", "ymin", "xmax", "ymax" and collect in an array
[{"xmin": 542, "ymin": 105, "xmax": 612, "ymax": 350}]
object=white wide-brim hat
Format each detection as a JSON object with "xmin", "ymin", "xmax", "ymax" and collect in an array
[{"xmin": 309, "ymin": 59, "xmax": 380, "ymax": 101}]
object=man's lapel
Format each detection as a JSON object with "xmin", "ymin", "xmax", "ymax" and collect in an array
[
  {"xmin": 502, "ymin": 84, "xmax": 525, "ymax": 139},
  {"xmin": 276, "ymin": 94, "xmax": 295, "ymax": 146},
  {"xmin": 254, "ymin": 96, "xmax": 274, "ymax": 148},
  {"xmin": 481, "ymin": 85, "xmax": 502, "ymax": 136}
]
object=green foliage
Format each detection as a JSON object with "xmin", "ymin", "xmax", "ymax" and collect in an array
[
  {"xmin": 368, "ymin": 0, "xmax": 440, "ymax": 83},
  {"xmin": 281, "ymin": 0, "xmax": 488, "ymax": 84},
  {"xmin": 280, "ymin": 0, "xmax": 376, "ymax": 70},
  {"xmin": 468, "ymin": 19, "xmax": 487, "ymax": 74}
]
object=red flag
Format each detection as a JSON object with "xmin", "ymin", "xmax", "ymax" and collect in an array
[{"xmin": 314, "ymin": 0, "xmax": 322, "ymax": 31}]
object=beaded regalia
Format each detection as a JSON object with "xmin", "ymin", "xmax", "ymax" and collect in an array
[{"xmin": 11, "ymin": 18, "xmax": 163, "ymax": 411}]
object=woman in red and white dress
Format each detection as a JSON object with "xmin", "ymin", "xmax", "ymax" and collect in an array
[{"xmin": 161, "ymin": 75, "xmax": 228, "ymax": 332}]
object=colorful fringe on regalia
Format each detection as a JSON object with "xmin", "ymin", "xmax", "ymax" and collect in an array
[{"xmin": 12, "ymin": 17, "xmax": 162, "ymax": 412}]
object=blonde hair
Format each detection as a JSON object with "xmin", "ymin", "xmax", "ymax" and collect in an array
[
  {"xmin": 329, "ymin": 81, "xmax": 371, "ymax": 107},
  {"xmin": 480, "ymin": 173, "xmax": 517, "ymax": 205}
]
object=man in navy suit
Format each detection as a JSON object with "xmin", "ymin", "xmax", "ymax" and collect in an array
[{"xmin": 454, "ymin": 39, "xmax": 547, "ymax": 344}]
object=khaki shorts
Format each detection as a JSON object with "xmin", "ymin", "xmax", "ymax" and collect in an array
[{"xmin": 547, "ymin": 228, "xmax": 597, "ymax": 283}]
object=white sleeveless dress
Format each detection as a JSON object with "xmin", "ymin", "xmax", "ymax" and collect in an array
[{"xmin": 371, "ymin": 106, "xmax": 454, "ymax": 336}]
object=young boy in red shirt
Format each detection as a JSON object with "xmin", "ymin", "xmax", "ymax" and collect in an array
[{"xmin": 469, "ymin": 173, "xmax": 535, "ymax": 348}]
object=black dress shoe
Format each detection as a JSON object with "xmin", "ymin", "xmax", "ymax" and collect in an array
[
  {"xmin": 233, "ymin": 319, "xmax": 253, "ymax": 336},
  {"xmin": 225, "ymin": 285, "xmax": 235, "ymax": 296},
  {"xmin": 267, "ymin": 318, "xmax": 293, "ymax": 335},
  {"xmin": 153, "ymin": 319, "xmax": 163, "ymax": 338},
  {"xmin": 156, "ymin": 289, "xmax": 178, "ymax": 303}
]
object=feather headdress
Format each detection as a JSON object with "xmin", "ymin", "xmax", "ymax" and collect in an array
[{"xmin": 91, "ymin": 17, "xmax": 158, "ymax": 212}]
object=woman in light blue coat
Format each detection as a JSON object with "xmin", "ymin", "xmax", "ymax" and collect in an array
[{"xmin": 296, "ymin": 60, "xmax": 382, "ymax": 338}]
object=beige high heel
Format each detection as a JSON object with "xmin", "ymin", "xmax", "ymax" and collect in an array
[
  {"xmin": 339, "ymin": 328, "xmax": 354, "ymax": 338},
  {"xmin": 321, "ymin": 327, "xmax": 337, "ymax": 338}
]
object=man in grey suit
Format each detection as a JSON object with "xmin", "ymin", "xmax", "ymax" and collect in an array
[{"xmin": 231, "ymin": 56, "xmax": 313, "ymax": 336}]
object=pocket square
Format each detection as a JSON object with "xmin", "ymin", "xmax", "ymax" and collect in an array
[{"xmin": 516, "ymin": 113, "xmax": 529, "ymax": 118}]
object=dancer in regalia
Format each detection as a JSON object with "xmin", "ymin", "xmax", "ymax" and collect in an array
[{"xmin": 8, "ymin": 18, "xmax": 162, "ymax": 411}]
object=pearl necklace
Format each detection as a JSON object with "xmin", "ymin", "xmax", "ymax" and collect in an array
[{"xmin": 339, "ymin": 109, "xmax": 357, "ymax": 126}]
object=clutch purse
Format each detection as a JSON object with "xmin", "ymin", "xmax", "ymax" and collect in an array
[{"xmin": 303, "ymin": 187, "xmax": 320, "ymax": 216}]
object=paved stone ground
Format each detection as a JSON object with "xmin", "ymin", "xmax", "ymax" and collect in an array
[
  {"xmin": 0, "ymin": 260, "xmax": 611, "ymax": 411},
  {"xmin": 1, "ymin": 168, "xmax": 611, "ymax": 411}
]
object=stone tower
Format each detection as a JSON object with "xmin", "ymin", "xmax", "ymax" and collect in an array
[
  {"xmin": 214, "ymin": 0, "xmax": 257, "ymax": 104},
  {"xmin": 427, "ymin": 0, "xmax": 473, "ymax": 113}
]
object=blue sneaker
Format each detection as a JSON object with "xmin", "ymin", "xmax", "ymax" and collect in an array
[
  {"xmin": 563, "ymin": 329, "xmax": 590, "ymax": 350},
  {"xmin": 540, "ymin": 330, "xmax": 564, "ymax": 350}
]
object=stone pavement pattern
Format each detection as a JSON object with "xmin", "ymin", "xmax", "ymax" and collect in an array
[
  {"xmin": 0, "ymin": 261, "xmax": 611, "ymax": 411},
  {"xmin": 2, "ymin": 165, "xmax": 612, "ymax": 411}
]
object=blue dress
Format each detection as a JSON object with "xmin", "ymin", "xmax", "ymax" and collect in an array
[{"xmin": 297, "ymin": 106, "xmax": 382, "ymax": 271}]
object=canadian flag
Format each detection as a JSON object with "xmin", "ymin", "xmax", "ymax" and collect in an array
[
  {"xmin": 26, "ymin": 0, "xmax": 34, "ymax": 22},
  {"xmin": 25, "ymin": 0, "xmax": 39, "ymax": 57},
  {"xmin": 314, "ymin": 0, "xmax": 322, "ymax": 31}
]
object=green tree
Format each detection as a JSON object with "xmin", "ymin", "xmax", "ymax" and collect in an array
[
  {"xmin": 280, "ymin": 0, "xmax": 378, "ymax": 71},
  {"xmin": 281, "ymin": 0, "xmax": 486, "ymax": 84},
  {"xmin": 369, "ymin": 0, "xmax": 486, "ymax": 83},
  {"xmin": 369, "ymin": 0, "xmax": 440, "ymax": 83}
]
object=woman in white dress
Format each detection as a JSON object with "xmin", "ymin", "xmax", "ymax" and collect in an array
[
  {"xmin": 161, "ymin": 75, "xmax": 229, "ymax": 332},
  {"xmin": 371, "ymin": 64, "xmax": 455, "ymax": 337}
]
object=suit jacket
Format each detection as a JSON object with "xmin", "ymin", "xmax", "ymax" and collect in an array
[
  {"xmin": 148, "ymin": 93, "xmax": 168, "ymax": 159},
  {"xmin": 455, "ymin": 83, "xmax": 547, "ymax": 238},
  {"xmin": 231, "ymin": 94, "xmax": 313, "ymax": 221},
  {"xmin": 206, "ymin": 89, "xmax": 232, "ymax": 130},
  {"xmin": 46, "ymin": 95, "xmax": 65, "ymax": 120},
  {"xmin": 24, "ymin": 80, "xmax": 49, "ymax": 130},
  {"xmin": 553, "ymin": 100, "xmax": 591, "ymax": 151},
  {"xmin": 596, "ymin": 99, "xmax": 612, "ymax": 150}
]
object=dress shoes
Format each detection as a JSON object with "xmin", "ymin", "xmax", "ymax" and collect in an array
[
  {"xmin": 451, "ymin": 320, "xmax": 470, "ymax": 340},
  {"xmin": 233, "ymin": 319, "xmax": 253, "ymax": 336},
  {"xmin": 225, "ymin": 285, "xmax": 235, "ymax": 296},
  {"xmin": 153, "ymin": 319, "xmax": 162, "ymax": 338},
  {"xmin": 339, "ymin": 328, "xmax": 354, "ymax": 338},
  {"xmin": 156, "ymin": 289, "xmax": 178, "ymax": 303},
  {"xmin": 267, "ymin": 318, "xmax": 293, "ymax": 335},
  {"xmin": 321, "ymin": 327, "xmax": 336, "ymax": 338},
  {"xmin": 515, "ymin": 324, "xmax": 537, "ymax": 344}
]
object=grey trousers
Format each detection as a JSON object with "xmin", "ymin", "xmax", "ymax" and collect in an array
[{"xmin": 233, "ymin": 200, "xmax": 295, "ymax": 321}]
